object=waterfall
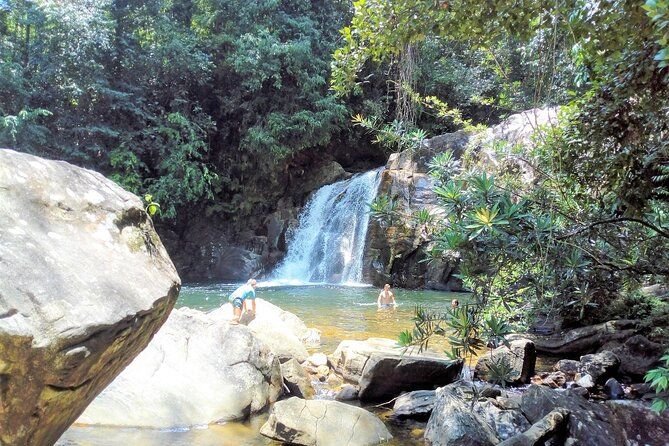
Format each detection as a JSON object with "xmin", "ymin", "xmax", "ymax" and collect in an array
[{"xmin": 271, "ymin": 168, "xmax": 382, "ymax": 285}]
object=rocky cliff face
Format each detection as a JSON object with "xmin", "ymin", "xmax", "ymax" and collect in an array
[
  {"xmin": 364, "ymin": 108, "xmax": 557, "ymax": 289},
  {"xmin": 0, "ymin": 149, "xmax": 180, "ymax": 445},
  {"xmin": 161, "ymin": 160, "xmax": 350, "ymax": 282}
]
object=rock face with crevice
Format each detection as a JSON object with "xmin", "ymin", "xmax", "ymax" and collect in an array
[
  {"xmin": 363, "ymin": 108, "xmax": 557, "ymax": 289},
  {"xmin": 260, "ymin": 397, "xmax": 392, "ymax": 446},
  {"xmin": 0, "ymin": 149, "xmax": 180, "ymax": 445},
  {"xmin": 77, "ymin": 307, "xmax": 282, "ymax": 428}
]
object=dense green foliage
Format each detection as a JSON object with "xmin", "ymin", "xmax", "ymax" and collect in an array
[
  {"xmin": 0, "ymin": 0, "xmax": 352, "ymax": 220},
  {"xmin": 349, "ymin": 0, "xmax": 669, "ymax": 369}
]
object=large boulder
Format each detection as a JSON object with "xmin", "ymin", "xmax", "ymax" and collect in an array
[
  {"xmin": 520, "ymin": 385, "xmax": 615, "ymax": 445},
  {"xmin": 474, "ymin": 339, "xmax": 536, "ymax": 385},
  {"xmin": 520, "ymin": 385, "xmax": 669, "ymax": 446},
  {"xmin": 605, "ymin": 400, "xmax": 669, "ymax": 445},
  {"xmin": 259, "ymin": 397, "xmax": 392, "ymax": 446},
  {"xmin": 217, "ymin": 298, "xmax": 320, "ymax": 361},
  {"xmin": 330, "ymin": 338, "xmax": 463, "ymax": 401},
  {"xmin": 578, "ymin": 350, "xmax": 620, "ymax": 384},
  {"xmin": 0, "ymin": 149, "xmax": 180, "ymax": 445},
  {"xmin": 77, "ymin": 307, "xmax": 282, "ymax": 428},
  {"xmin": 424, "ymin": 383, "xmax": 501, "ymax": 446},
  {"xmin": 330, "ymin": 338, "xmax": 401, "ymax": 383},
  {"xmin": 601, "ymin": 334, "xmax": 666, "ymax": 380}
]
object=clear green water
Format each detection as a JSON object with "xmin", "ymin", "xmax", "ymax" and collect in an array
[
  {"xmin": 177, "ymin": 283, "xmax": 465, "ymax": 353},
  {"xmin": 58, "ymin": 284, "xmax": 465, "ymax": 446}
]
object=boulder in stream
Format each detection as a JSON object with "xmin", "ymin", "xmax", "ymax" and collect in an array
[
  {"xmin": 474, "ymin": 339, "xmax": 536, "ymax": 385},
  {"xmin": 0, "ymin": 149, "xmax": 180, "ymax": 445},
  {"xmin": 260, "ymin": 397, "xmax": 393, "ymax": 446},
  {"xmin": 219, "ymin": 298, "xmax": 320, "ymax": 361},
  {"xmin": 281, "ymin": 358, "xmax": 315, "ymax": 399},
  {"xmin": 392, "ymin": 390, "xmax": 437, "ymax": 420},
  {"xmin": 77, "ymin": 307, "xmax": 282, "ymax": 428}
]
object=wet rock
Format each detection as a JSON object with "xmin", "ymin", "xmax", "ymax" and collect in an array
[
  {"xmin": 605, "ymin": 400, "xmax": 669, "ymax": 445},
  {"xmin": 579, "ymin": 351, "xmax": 620, "ymax": 384},
  {"xmin": 553, "ymin": 359, "xmax": 580, "ymax": 378},
  {"xmin": 330, "ymin": 338, "xmax": 462, "ymax": 401},
  {"xmin": 78, "ymin": 308, "xmax": 282, "ymax": 428},
  {"xmin": 473, "ymin": 399, "xmax": 532, "ymax": 441},
  {"xmin": 604, "ymin": 378, "xmax": 625, "ymax": 400},
  {"xmin": 330, "ymin": 338, "xmax": 400, "ymax": 383},
  {"xmin": 281, "ymin": 358, "xmax": 314, "ymax": 399},
  {"xmin": 497, "ymin": 408, "xmax": 569, "ymax": 446},
  {"xmin": 603, "ymin": 335, "xmax": 665, "ymax": 380},
  {"xmin": 260, "ymin": 397, "xmax": 392, "ymax": 446},
  {"xmin": 358, "ymin": 354, "xmax": 463, "ymax": 401},
  {"xmin": 475, "ymin": 339, "xmax": 536, "ymax": 385},
  {"xmin": 392, "ymin": 390, "xmax": 436, "ymax": 420},
  {"xmin": 575, "ymin": 374, "xmax": 595, "ymax": 390},
  {"xmin": 335, "ymin": 385, "xmax": 360, "ymax": 401},
  {"xmin": 425, "ymin": 383, "xmax": 500, "ymax": 446},
  {"xmin": 509, "ymin": 320, "xmax": 638, "ymax": 356},
  {"xmin": 326, "ymin": 372, "xmax": 343, "ymax": 388},
  {"xmin": 520, "ymin": 385, "xmax": 617, "ymax": 445},
  {"xmin": 0, "ymin": 149, "xmax": 180, "ymax": 445}
]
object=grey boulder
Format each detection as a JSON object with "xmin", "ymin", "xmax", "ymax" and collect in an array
[
  {"xmin": 392, "ymin": 390, "xmax": 437, "ymax": 420},
  {"xmin": 475, "ymin": 339, "xmax": 536, "ymax": 385},
  {"xmin": 77, "ymin": 308, "xmax": 282, "ymax": 428},
  {"xmin": 260, "ymin": 397, "xmax": 392, "ymax": 446},
  {"xmin": 0, "ymin": 149, "xmax": 180, "ymax": 445}
]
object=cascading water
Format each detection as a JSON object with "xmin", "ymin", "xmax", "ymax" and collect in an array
[{"xmin": 271, "ymin": 168, "xmax": 382, "ymax": 285}]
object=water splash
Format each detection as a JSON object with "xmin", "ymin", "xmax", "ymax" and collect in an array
[{"xmin": 270, "ymin": 168, "xmax": 382, "ymax": 285}]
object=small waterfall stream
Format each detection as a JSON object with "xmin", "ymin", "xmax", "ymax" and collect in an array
[{"xmin": 270, "ymin": 168, "xmax": 382, "ymax": 285}]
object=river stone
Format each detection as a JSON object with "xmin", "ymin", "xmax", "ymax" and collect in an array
[
  {"xmin": 604, "ymin": 378, "xmax": 625, "ymax": 400},
  {"xmin": 605, "ymin": 400, "xmax": 669, "ymax": 446},
  {"xmin": 218, "ymin": 298, "xmax": 319, "ymax": 361},
  {"xmin": 603, "ymin": 335, "xmax": 666, "ymax": 380},
  {"xmin": 425, "ymin": 382, "xmax": 501, "ymax": 446},
  {"xmin": 497, "ymin": 408, "xmax": 569, "ymax": 446},
  {"xmin": 330, "ymin": 338, "xmax": 401, "ymax": 383},
  {"xmin": 358, "ymin": 354, "xmax": 463, "ymax": 401},
  {"xmin": 281, "ymin": 358, "xmax": 315, "ymax": 399},
  {"xmin": 0, "ymin": 149, "xmax": 180, "ymax": 445},
  {"xmin": 392, "ymin": 390, "xmax": 436, "ymax": 420},
  {"xmin": 520, "ymin": 385, "xmax": 618, "ymax": 445},
  {"xmin": 335, "ymin": 384, "xmax": 360, "ymax": 401},
  {"xmin": 474, "ymin": 339, "xmax": 536, "ymax": 385},
  {"xmin": 473, "ymin": 399, "xmax": 532, "ymax": 441},
  {"xmin": 77, "ymin": 307, "xmax": 282, "ymax": 428},
  {"xmin": 578, "ymin": 350, "xmax": 620, "ymax": 384},
  {"xmin": 553, "ymin": 359, "xmax": 580, "ymax": 378},
  {"xmin": 260, "ymin": 397, "xmax": 392, "ymax": 446}
]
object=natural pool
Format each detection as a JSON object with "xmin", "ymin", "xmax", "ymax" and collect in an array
[{"xmin": 58, "ymin": 283, "xmax": 466, "ymax": 446}]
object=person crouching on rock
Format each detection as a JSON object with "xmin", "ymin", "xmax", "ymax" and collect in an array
[
  {"xmin": 229, "ymin": 279, "xmax": 257, "ymax": 324},
  {"xmin": 377, "ymin": 284, "xmax": 397, "ymax": 310}
]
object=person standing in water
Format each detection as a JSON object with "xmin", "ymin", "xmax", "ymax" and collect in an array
[
  {"xmin": 229, "ymin": 279, "xmax": 257, "ymax": 324},
  {"xmin": 377, "ymin": 284, "xmax": 397, "ymax": 309}
]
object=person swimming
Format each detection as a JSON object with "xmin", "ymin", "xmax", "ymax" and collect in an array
[
  {"xmin": 377, "ymin": 284, "xmax": 397, "ymax": 309},
  {"xmin": 229, "ymin": 279, "xmax": 257, "ymax": 324}
]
